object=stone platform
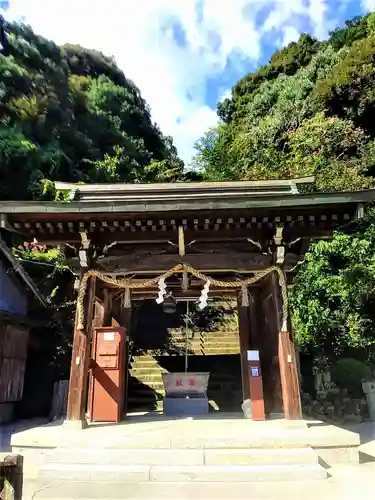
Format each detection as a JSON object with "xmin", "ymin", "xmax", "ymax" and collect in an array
[{"xmin": 11, "ymin": 413, "xmax": 360, "ymax": 485}]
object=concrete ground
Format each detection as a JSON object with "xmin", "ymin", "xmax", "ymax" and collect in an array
[{"xmin": 0, "ymin": 418, "xmax": 47, "ymax": 452}]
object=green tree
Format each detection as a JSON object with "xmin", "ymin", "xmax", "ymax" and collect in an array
[
  {"xmin": 290, "ymin": 211, "xmax": 375, "ymax": 361},
  {"xmin": 196, "ymin": 14, "xmax": 375, "ymax": 192},
  {"xmin": 0, "ymin": 21, "xmax": 183, "ymax": 200}
]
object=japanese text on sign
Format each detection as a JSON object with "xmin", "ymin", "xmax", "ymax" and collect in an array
[{"xmin": 175, "ymin": 378, "xmax": 197, "ymax": 387}]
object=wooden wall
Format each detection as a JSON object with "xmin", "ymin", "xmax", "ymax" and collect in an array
[{"xmin": 0, "ymin": 322, "xmax": 29, "ymax": 423}]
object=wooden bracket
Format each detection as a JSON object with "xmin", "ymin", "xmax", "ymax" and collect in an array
[
  {"xmin": 178, "ymin": 226, "xmax": 185, "ymax": 258},
  {"xmin": 79, "ymin": 232, "xmax": 91, "ymax": 268},
  {"xmin": 276, "ymin": 246, "xmax": 285, "ymax": 264},
  {"xmin": 274, "ymin": 225, "xmax": 284, "ymax": 246},
  {"xmin": 79, "ymin": 250, "xmax": 88, "ymax": 268},
  {"xmin": 0, "ymin": 213, "xmax": 14, "ymax": 232},
  {"xmin": 247, "ymin": 237, "xmax": 262, "ymax": 251},
  {"xmin": 356, "ymin": 203, "xmax": 364, "ymax": 220},
  {"xmin": 80, "ymin": 232, "xmax": 90, "ymax": 250}
]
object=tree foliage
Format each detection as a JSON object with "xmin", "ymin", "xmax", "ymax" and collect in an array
[
  {"xmin": 0, "ymin": 21, "xmax": 188, "ymax": 388},
  {"xmin": 196, "ymin": 12, "xmax": 375, "ymax": 359},
  {"xmin": 197, "ymin": 13, "xmax": 375, "ymax": 192},
  {"xmin": 0, "ymin": 21, "xmax": 184, "ymax": 200},
  {"xmin": 290, "ymin": 210, "xmax": 375, "ymax": 361}
]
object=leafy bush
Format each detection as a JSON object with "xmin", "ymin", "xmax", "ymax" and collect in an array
[{"xmin": 331, "ymin": 358, "xmax": 372, "ymax": 396}]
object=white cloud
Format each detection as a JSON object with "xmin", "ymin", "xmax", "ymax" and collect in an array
[
  {"xmin": 6, "ymin": 0, "xmax": 334, "ymax": 166},
  {"xmin": 281, "ymin": 26, "xmax": 301, "ymax": 46},
  {"xmin": 362, "ymin": 0, "xmax": 375, "ymax": 11},
  {"xmin": 218, "ymin": 89, "xmax": 232, "ymax": 102}
]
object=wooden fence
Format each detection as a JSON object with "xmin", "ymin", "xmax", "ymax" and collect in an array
[
  {"xmin": 49, "ymin": 380, "xmax": 68, "ymax": 421},
  {"xmin": 0, "ymin": 322, "xmax": 29, "ymax": 423}
]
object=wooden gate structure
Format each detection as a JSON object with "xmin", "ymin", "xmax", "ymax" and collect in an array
[{"xmin": 1, "ymin": 176, "xmax": 375, "ymax": 425}]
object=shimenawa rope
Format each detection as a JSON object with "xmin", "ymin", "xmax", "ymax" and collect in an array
[{"xmin": 76, "ymin": 264, "xmax": 289, "ymax": 332}]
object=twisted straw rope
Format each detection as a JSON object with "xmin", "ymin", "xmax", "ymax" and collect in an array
[{"xmin": 76, "ymin": 264, "xmax": 289, "ymax": 331}]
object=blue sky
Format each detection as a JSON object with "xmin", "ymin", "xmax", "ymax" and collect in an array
[{"xmin": 2, "ymin": 0, "xmax": 375, "ymax": 166}]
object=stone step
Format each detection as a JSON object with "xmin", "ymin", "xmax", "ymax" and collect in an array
[
  {"xmin": 138, "ymin": 348, "xmax": 240, "ymax": 356},
  {"xmin": 170, "ymin": 335, "xmax": 239, "ymax": 343},
  {"xmin": 22, "ymin": 477, "xmax": 345, "ymax": 500},
  {"xmin": 137, "ymin": 350, "xmax": 241, "ymax": 357},
  {"xmin": 39, "ymin": 463, "xmax": 328, "ymax": 482},
  {"xmin": 170, "ymin": 342, "xmax": 240, "ymax": 349},
  {"xmin": 43, "ymin": 427, "xmax": 353, "ymax": 450},
  {"xmin": 129, "ymin": 393, "xmax": 164, "ymax": 401},
  {"xmin": 130, "ymin": 360, "xmax": 160, "ymax": 366},
  {"xmin": 169, "ymin": 328, "xmax": 239, "ymax": 335},
  {"xmin": 41, "ymin": 447, "xmax": 318, "ymax": 467},
  {"xmin": 127, "ymin": 396, "xmax": 162, "ymax": 404},
  {"xmin": 130, "ymin": 372, "xmax": 164, "ymax": 381},
  {"xmin": 131, "ymin": 368, "xmax": 167, "ymax": 376}
]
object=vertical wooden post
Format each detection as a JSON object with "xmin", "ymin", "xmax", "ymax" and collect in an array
[
  {"xmin": 103, "ymin": 289, "xmax": 112, "ymax": 326},
  {"xmin": 278, "ymin": 330, "xmax": 302, "ymax": 419},
  {"xmin": 248, "ymin": 288, "xmax": 260, "ymax": 349},
  {"xmin": 276, "ymin": 271, "xmax": 302, "ymax": 420},
  {"xmin": 121, "ymin": 292, "xmax": 131, "ymax": 418},
  {"xmin": 237, "ymin": 293, "xmax": 250, "ymax": 403},
  {"xmin": 238, "ymin": 291, "xmax": 265, "ymax": 420},
  {"xmin": 66, "ymin": 275, "xmax": 96, "ymax": 425}
]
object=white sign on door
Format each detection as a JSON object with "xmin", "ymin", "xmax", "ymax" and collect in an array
[
  {"xmin": 247, "ymin": 350, "xmax": 260, "ymax": 361},
  {"xmin": 103, "ymin": 332, "xmax": 115, "ymax": 341}
]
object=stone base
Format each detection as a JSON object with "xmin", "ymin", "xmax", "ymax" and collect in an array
[
  {"xmin": 163, "ymin": 397, "xmax": 209, "ymax": 417},
  {"xmin": 63, "ymin": 419, "xmax": 88, "ymax": 430},
  {"xmin": 11, "ymin": 416, "xmax": 361, "ymax": 481}
]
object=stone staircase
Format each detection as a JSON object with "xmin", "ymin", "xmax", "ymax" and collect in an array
[
  {"xmin": 18, "ymin": 418, "xmax": 352, "ymax": 499},
  {"xmin": 127, "ymin": 354, "xmax": 166, "ymax": 411},
  {"xmin": 168, "ymin": 329, "xmax": 240, "ymax": 355}
]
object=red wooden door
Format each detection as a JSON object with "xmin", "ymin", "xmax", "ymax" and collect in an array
[{"xmin": 89, "ymin": 326, "xmax": 126, "ymax": 422}]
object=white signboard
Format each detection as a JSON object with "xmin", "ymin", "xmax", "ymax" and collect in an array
[
  {"xmin": 247, "ymin": 350, "xmax": 260, "ymax": 361},
  {"xmin": 104, "ymin": 332, "xmax": 115, "ymax": 341}
]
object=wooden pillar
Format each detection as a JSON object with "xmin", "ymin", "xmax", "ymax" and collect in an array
[
  {"xmin": 237, "ymin": 293, "xmax": 250, "ymax": 403},
  {"xmin": 238, "ymin": 291, "xmax": 265, "ymax": 420},
  {"xmin": 121, "ymin": 291, "xmax": 131, "ymax": 418},
  {"xmin": 248, "ymin": 288, "xmax": 260, "ymax": 349},
  {"xmin": 278, "ymin": 330, "xmax": 302, "ymax": 419},
  {"xmin": 66, "ymin": 275, "xmax": 96, "ymax": 425},
  {"xmin": 103, "ymin": 289, "xmax": 112, "ymax": 326},
  {"xmin": 278, "ymin": 277, "xmax": 302, "ymax": 420}
]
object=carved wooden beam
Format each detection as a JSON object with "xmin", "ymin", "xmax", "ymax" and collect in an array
[{"xmin": 68, "ymin": 253, "xmax": 274, "ymax": 275}]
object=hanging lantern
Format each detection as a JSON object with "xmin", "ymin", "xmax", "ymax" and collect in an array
[{"xmin": 162, "ymin": 293, "xmax": 177, "ymax": 314}]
